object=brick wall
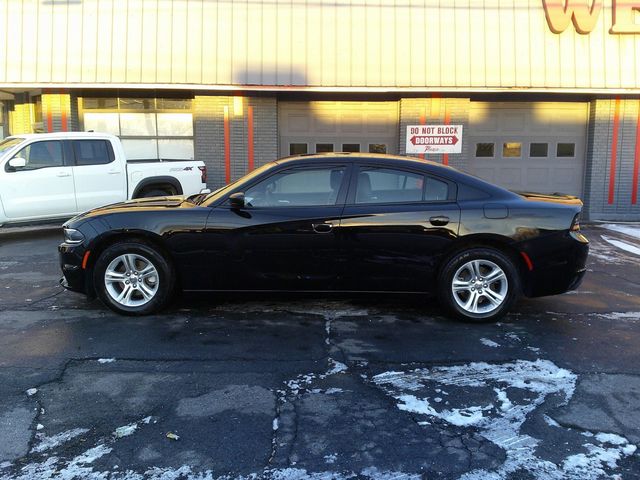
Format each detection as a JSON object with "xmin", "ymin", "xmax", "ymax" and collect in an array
[
  {"xmin": 41, "ymin": 91, "xmax": 73, "ymax": 132},
  {"xmin": 584, "ymin": 98, "xmax": 640, "ymax": 221},
  {"xmin": 398, "ymin": 97, "xmax": 471, "ymax": 171},
  {"xmin": 194, "ymin": 95, "xmax": 278, "ymax": 189}
]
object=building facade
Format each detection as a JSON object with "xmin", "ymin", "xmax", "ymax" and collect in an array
[{"xmin": 1, "ymin": 0, "xmax": 639, "ymax": 220}]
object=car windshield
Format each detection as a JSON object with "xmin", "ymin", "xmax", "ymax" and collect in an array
[
  {"xmin": 0, "ymin": 137, "xmax": 25, "ymax": 155},
  {"xmin": 199, "ymin": 162, "xmax": 276, "ymax": 205}
]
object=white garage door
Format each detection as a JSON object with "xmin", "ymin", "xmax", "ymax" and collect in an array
[
  {"xmin": 279, "ymin": 101, "xmax": 399, "ymax": 157},
  {"xmin": 468, "ymin": 102, "xmax": 588, "ymax": 196}
]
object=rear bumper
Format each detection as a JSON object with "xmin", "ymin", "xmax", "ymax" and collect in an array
[{"xmin": 522, "ymin": 231, "xmax": 589, "ymax": 298}]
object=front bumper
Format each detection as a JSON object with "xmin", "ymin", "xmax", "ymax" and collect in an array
[{"xmin": 59, "ymin": 243, "xmax": 88, "ymax": 294}]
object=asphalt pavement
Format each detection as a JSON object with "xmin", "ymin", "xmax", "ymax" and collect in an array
[{"xmin": 0, "ymin": 224, "xmax": 638, "ymax": 479}]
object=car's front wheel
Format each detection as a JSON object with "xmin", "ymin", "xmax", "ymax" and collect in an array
[
  {"xmin": 93, "ymin": 241, "xmax": 174, "ymax": 315},
  {"xmin": 438, "ymin": 247, "xmax": 519, "ymax": 322}
]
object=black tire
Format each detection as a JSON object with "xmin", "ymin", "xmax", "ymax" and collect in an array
[
  {"xmin": 437, "ymin": 247, "xmax": 520, "ymax": 322},
  {"xmin": 140, "ymin": 188, "xmax": 174, "ymax": 198},
  {"xmin": 93, "ymin": 241, "xmax": 175, "ymax": 316}
]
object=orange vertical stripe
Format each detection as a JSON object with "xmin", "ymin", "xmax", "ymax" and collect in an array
[
  {"xmin": 224, "ymin": 106, "xmax": 231, "ymax": 184},
  {"xmin": 60, "ymin": 93, "xmax": 67, "ymax": 131},
  {"xmin": 608, "ymin": 98, "xmax": 621, "ymax": 205},
  {"xmin": 247, "ymin": 106, "xmax": 254, "ymax": 171},
  {"xmin": 632, "ymin": 102, "xmax": 640, "ymax": 205},
  {"xmin": 443, "ymin": 106, "xmax": 451, "ymax": 166},
  {"xmin": 418, "ymin": 109, "xmax": 426, "ymax": 160}
]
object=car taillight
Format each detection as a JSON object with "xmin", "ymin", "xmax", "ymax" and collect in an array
[
  {"xmin": 571, "ymin": 212, "xmax": 581, "ymax": 232},
  {"xmin": 198, "ymin": 166, "xmax": 207, "ymax": 184}
]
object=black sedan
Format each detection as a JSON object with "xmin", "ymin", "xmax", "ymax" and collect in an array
[{"xmin": 59, "ymin": 153, "xmax": 588, "ymax": 321}]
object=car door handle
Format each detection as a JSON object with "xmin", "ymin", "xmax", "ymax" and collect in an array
[
  {"xmin": 108, "ymin": 170, "xmax": 121, "ymax": 175},
  {"xmin": 312, "ymin": 223, "xmax": 333, "ymax": 233},
  {"xmin": 429, "ymin": 215, "xmax": 450, "ymax": 226},
  {"xmin": 56, "ymin": 171, "xmax": 71, "ymax": 177}
]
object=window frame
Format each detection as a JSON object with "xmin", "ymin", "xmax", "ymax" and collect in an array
[
  {"xmin": 224, "ymin": 163, "xmax": 352, "ymax": 209},
  {"xmin": 5, "ymin": 140, "xmax": 67, "ymax": 172},
  {"xmin": 346, "ymin": 163, "xmax": 456, "ymax": 206},
  {"xmin": 70, "ymin": 139, "xmax": 116, "ymax": 167}
]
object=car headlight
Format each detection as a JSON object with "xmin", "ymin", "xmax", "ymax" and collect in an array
[{"xmin": 63, "ymin": 228, "xmax": 85, "ymax": 245}]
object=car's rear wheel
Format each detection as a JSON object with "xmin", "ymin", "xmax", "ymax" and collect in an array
[
  {"xmin": 93, "ymin": 241, "xmax": 174, "ymax": 315},
  {"xmin": 438, "ymin": 247, "xmax": 519, "ymax": 322}
]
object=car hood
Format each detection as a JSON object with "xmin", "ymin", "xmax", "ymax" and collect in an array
[
  {"xmin": 513, "ymin": 191, "xmax": 584, "ymax": 206},
  {"xmin": 66, "ymin": 196, "xmax": 198, "ymax": 224}
]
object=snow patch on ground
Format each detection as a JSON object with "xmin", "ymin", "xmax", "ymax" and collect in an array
[
  {"xmin": 371, "ymin": 359, "xmax": 636, "ymax": 480},
  {"xmin": 595, "ymin": 311, "xmax": 640, "ymax": 321},
  {"xmin": 601, "ymin": 235, "xmax": 640, "ymax": 256},
  {"xmin": 32, "ymin": 428, "xmax": 90, "ymax": 453},
  {"xmin": 600, "ymin": 223, "xmax": 640, "ymax": 240},
  {"xmin": 114, "ymin": 422, "xmax": 137, "ymax": 438},
  {"xmin": 97, "ymin": 358, "xmax": 116, "ymax": 364},
  {"xmin": 480, "ymin": 338, "xmax": 500, "ymax": 348}
]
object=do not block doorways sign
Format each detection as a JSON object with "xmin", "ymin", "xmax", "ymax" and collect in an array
[{"xmin": 406, "ymin": 125, "xmax": 463, "ymax": 155}]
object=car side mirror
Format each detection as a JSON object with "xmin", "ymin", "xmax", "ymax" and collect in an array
[
  {"xmin": 228, "ymin": 192, "xmax": 245, "ymax": 209},
  {"xmin": 7, "ymin": 158, "xmax": 26, "ymax": 171}
]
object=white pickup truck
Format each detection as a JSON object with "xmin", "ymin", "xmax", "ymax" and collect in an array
[{"xmin": 0, "ymin": 132, "xmax": 210, "ymax": 227}]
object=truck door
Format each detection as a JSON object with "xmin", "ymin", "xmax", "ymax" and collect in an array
[
  {"xmin": 70, "ymin": 139, "xmax": 127, "ymax": 211},
  {"xmin": 0, "ymin": 140, "xmax": 77, "ymax": 220}
]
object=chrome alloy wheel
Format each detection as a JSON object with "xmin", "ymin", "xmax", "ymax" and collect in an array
[
  {"xmin": 451, "ymin": 259, "xmax": 508, "ymax": 315},
  {"xmin": 104, "ymin": 254, "xmax": 159, "ymax": 307}
]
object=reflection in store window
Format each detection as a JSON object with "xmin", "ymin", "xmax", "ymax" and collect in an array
[{"xmin": 503, "ymin": 142, "xmax": 522, "ymax": 158}]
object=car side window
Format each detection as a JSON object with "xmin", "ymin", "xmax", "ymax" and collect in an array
[
  {"xmin": 355, "ymin": 168, "xmax": 424, "ymax": 204},
  {"xmin": 424, "ymin": 176, "xmax": 450, "ymax": 202},
  {"xmin": 245, "ymin": 167, "xmax": 346, "ymax": 207},
  {"xmin": 73, "ymin": 140, "xmax": 114, "ymax": 166},
  {"xmin": 9, "ymin": 141, "xmax": 64, "ymax": 171}
]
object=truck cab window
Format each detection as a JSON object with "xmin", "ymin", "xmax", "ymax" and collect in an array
[
  {"xmin": 73, "ymin": 140, "xmax": 114, "ymax": 166},
  {"xmin": 11, "ymin": 141, "xmax": 64, "ymax": 170}
]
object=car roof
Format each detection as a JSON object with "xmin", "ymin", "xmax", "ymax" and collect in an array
[{"xmin": 275, "ymin": 152, "xmax": 458, "ymax": 171}]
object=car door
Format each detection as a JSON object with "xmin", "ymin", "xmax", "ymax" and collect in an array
[
  {"xmin": 205, "ymin": 163, "xmax": 351, "ymax": 291},
  {"xmin": 70, "ymin": 139, "xmax": 127, "ymax": 211},
  {"xmin": 339, "ymin": 164, "xmax": 460, "ymax": 292},
  {"xmin": 0, "ymin": 140, "xmax": 77, "ymax": 220}
]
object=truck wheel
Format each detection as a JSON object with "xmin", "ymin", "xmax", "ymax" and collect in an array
[
  {"xmin": 140, "ymin": 187, "xmax": 174, "ymax": 198},
  {"xmin": 437, "ymin": 247, "xmax": 520, "ymax": 322},
  {"xmin": 93, "ymin": 241, "xmax": 175, "ymax": 316}
]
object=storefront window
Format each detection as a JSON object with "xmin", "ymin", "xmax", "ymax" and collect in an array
[{"xmin": 81, "ymin": 95, "xmax": 194, "ymax": 161}]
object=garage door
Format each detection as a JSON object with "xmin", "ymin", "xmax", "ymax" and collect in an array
[
  {"xmin": 279, "ymin": 101, "xmax": 399, "ymax": 157},
  {"xmin": 468, "ymin": 102, "xmax": 588, "ymax": 196}
]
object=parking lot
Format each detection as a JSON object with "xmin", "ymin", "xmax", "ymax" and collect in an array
[{"xmin": 0, "ymin": 225, "xmax": 639, "ymax": 480}]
